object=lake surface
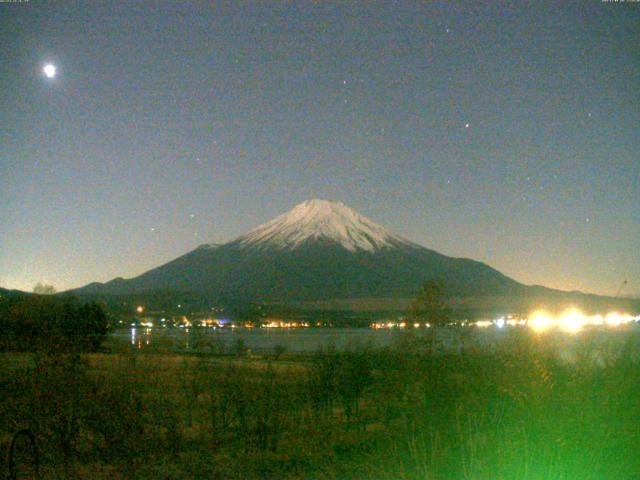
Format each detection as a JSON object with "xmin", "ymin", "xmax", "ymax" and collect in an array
[
  {"xmin": 112, "ymin": 326, "xmax": 407, "ymax": 354},
  {"xmin": 109, "ymin": 324, "xmax": 640, "ymax": 363}
]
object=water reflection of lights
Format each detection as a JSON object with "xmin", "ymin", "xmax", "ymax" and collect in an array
[{"xmin": 130, "ymin": 326, "xmax": 150, "ymax": 348}]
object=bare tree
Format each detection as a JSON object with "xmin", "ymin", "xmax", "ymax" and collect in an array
[{"xmin": 406, "ymin": 281, "xmax": 450, "ymax": 351}]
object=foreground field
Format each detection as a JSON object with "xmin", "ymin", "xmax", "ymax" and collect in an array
[{"xmin": 2, "ymin": 328, "xmax": 640, "ymax": 479}]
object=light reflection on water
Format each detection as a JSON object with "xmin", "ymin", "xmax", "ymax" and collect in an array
[{"xmin": 122, "ymin": 326, "xmax": 403, "ymax": 354}]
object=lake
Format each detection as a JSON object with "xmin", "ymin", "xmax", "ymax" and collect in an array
[
  {"xmin": 113, "ymin": 326, "xmax": 407, "ymax": 354},
  {"xmin": 109, "ymin": 323, "xmax": 640, "ymax": 363}
]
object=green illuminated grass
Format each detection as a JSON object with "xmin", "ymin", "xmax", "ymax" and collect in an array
[{"xmin": 1, "ymin": 328, "xmax": 639, "ymax": 479}]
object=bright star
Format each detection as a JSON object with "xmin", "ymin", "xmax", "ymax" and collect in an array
[{"xmin": 43, "ymin": 64, "xmax": 56, "ymax": 78}]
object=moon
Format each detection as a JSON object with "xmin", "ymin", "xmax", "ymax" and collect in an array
[{"xmin": 43, "ymin": 64, "xmax": 57, "ymax": 78}]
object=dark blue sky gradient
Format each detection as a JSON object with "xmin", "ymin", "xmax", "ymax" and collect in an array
[{"xmin": 1, "ymin": 1, "xmax": 638, "ymax": 295}]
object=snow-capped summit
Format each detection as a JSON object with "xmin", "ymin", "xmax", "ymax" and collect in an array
[{"xmin": 232, "ymin": 199, "xmax": 412, "ymax": 252}]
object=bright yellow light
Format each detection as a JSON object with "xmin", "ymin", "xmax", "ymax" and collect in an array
[
  {"xmin": 605, "ymin": 312, "xmax": 621, "ymax": 326},
  {"xmin": 525, "ymin": 309, "xmax": 637, "ymax": 333},
  {"xmin": 558, "ymin": 308, "xmax": 586, "ymax": 334},
  {"xmin": 136, "ymin": 306, "xmax": 144, "ymax": 313},
  {"xmin": 604, "ymin": 312, "xmax": 635, "ymax": 327},
  {"xmin": 528, "ymin": 311, "xmax": 553, "ymax": 333}
]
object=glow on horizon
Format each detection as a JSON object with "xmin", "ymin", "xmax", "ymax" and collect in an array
[
  {"xmin": 369, "ymin": 310, "xmax": 639, "ymax": 332},
  {"xmin": 528, "ymin": 308, "xmax": 639, "ymax": 334},
  {"xmin": 528, "ymin": 311, "xmax": 554, "ymax": 333}
]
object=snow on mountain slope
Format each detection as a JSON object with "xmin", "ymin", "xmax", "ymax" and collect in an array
[{"xmin": 228, "ymin": 199, "xmax": 414, "ymax": 252}]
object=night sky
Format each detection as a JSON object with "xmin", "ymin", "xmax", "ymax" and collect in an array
[{"xmin": 1, "ymin": 1, "xmax": 638, "ymax": 296}]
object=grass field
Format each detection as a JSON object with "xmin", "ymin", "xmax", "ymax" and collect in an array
[{"xmin": 2, "ymin": 327, "xmax": 640, "ymax": 479}]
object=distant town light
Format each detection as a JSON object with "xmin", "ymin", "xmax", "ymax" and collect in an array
[
  {"xmin": 528, "ymin": 311, "xmax": 553, "ymax": 333},
  {"xmin": 475, "ymin": 320, "xmax": 492, "ymax": 328},
  {"xmin": 366, "ymin": 310, "xmax": 637, "ymax": 332},
  {"xmin": 527, "ymin": 309, "xmax": 637, "ymax": 334},
  {"xmin": 558, "ymin": 309, "xmax": 586, "ymax": 334},
  {"xmin": 136, "ymin": 306, "xmax": 144, "ymax": 313},
  {"xmin": 605, "ymin": 312, "xmax": 624, "ymax": 327}
]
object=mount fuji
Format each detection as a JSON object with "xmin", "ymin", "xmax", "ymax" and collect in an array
[{"xmin": 73, "ymin": 200, "xmax": 636, "ymax": 315}]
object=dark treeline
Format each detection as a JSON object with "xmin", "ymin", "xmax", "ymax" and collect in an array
[{"xmin": 0, "ymin": 293, "xmax": 108, "ymax": 352}]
